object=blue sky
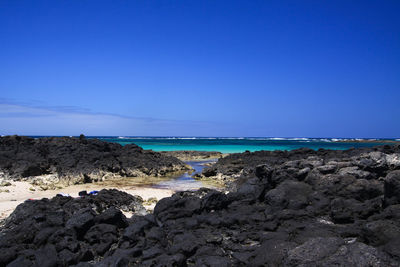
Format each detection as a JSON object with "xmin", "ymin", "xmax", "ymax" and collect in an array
[{"xmin": 1, "ymin": 0, "xmax": 399, "ymax": 137}]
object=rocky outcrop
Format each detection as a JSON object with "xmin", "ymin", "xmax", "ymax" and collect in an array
[
  {"xmin": 1, "ymin": 144, "xmax": 400, "ymax": 266},
  {"xmin": 0, "ymin": 189, "xmax": 145, "ymax": 266},
  {"xmin": 160, "ymin": 151, "xmax": 224, "ymax": 161},
  {"xmin": 0, "ymin": 135, "xmax": 190, "ymax": 187},
  {"xmin": 197, "ymin": 145, "xmax": 400, "ymax": 188}
]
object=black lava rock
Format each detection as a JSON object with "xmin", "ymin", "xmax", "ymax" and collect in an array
[
  {"xmin": 0, "ymin": 135, "xmax": 189, "ymax": 184},
  {"xmin": 1, "ymin": 145, "xmax": 400, "ymax": 266}
]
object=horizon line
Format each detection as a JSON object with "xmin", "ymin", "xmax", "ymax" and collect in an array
[{"xmin": 2, "ymin": 135, "xmax": 399, "ymax": 140}]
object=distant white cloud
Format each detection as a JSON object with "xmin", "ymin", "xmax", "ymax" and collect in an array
[
  {"xmin": 0, "ymin": 102, "xmax": 215, "ymax": 136},
  {"xmin": 4, "ymin": 100, "xmax": 395, "ymax": 138}
]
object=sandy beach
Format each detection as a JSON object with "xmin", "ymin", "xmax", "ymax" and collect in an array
[{"xmin": 0, "ymin": 180, "xmax": 174, "ymax": 221}]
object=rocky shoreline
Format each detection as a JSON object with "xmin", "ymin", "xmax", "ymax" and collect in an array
[
  {"xmin": 196, "ymin": 146, "xmax": 400, "ymax": 187},
  {"xmin": 0, "ymin": 135, "xmax": 190, "ymax": 189},
  {"xmin": 1, "ymin": 143, "xmax": 400, "ymax": 265},
  {"xmin": 160, "ymin": 151, "xmax": 224, "ymax": 161}
]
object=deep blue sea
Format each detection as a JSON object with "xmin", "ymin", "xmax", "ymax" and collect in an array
[{"xmin": 87, "ymin": 137, "xmax": 399, "ymax": 153}]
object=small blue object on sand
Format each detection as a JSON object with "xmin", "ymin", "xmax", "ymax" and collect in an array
[{"xmin": 88, "ymin": 190, "xmax": 98, "ymax": 195}]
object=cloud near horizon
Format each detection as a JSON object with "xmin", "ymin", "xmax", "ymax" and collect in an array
[
  {"xmin": 1, "ymin": 100, "xmax": 398, "ymax": 138},
  {"xmin": 0, "ymin": 102, "xmax": 216, "ymax": 136}
]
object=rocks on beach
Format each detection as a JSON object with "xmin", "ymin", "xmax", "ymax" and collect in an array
[
  {"xmin": 1, "ymin": 144, "xmax": 400, "ymax": 265},
  {"xmin": 197, "ymin": 145, "xmax": 400, "ymax": 187},
  {"xmin": 0, "ymin": 189, "xmax": 145, "ymax": 266},
  {"xmin": 0, "ymin": 135, "xmax": 190, "ymax": 188},
  {"xmin": 160, "ymin": 151, "xmax": 224, "ymax": 161}
]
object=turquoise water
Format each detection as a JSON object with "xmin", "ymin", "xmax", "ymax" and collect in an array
[{"xmin": 92, "ymin": 137, "xmax": 398, "ymax": 153}]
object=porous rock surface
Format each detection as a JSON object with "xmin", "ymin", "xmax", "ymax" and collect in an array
[
  {"xmin": 198, "ymin": 145, "xmax": 400, "ymax": 187},
  {"xmin": 0, "ymin": 189, "xmax": 146, "ymax": 266},
  {"xmin": 0, "ymin": 135, "xmax": 189, "ymax": 186},
  {"xmin": 1, "ymin": 145, "xmax": 400, "ymax": 266}
]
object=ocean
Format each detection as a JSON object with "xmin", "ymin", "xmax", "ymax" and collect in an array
[{"xmin": 90, "ymin": 137, "xmax": 398, "ymax": 153}]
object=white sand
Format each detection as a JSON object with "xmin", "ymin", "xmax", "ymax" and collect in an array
[{"xmin": 0, "ymin": 181, "xmax": 174, "ymax": 220}]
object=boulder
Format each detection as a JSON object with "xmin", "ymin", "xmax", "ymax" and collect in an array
[
  {"xmin": 284, "ymin": 237, "xmax": 345, "ymax": 265},
  {"xmin": 384, "ymin": 170, "xmax": 400, "ymax": 206},
  {"xmin": 265, "ymin": 180, "xmax": 313, "ymax": 210}
]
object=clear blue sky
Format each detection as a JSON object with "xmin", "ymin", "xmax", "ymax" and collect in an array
[{"xmin": 1, "ymin": 0, "xmax": 399, "ymax": 137}]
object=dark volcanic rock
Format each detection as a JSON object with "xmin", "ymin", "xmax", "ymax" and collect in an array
[
  {"xmin": 198, "ymin": 145, "xmax": 400, "ymax": 185},
  {"xmin": 1, "ymin": 145, "xmax": 400, "ymax": 266},
  {"xmin": 384, "ymin": 170, "xmax": 400, "ymax": 206},
  {"xmin": 0, "ymin": 135, "xmax": 189, "ymax": 185},
  {"xmin": 0, "ymin": 189, "xmax": 144, "ymax": 266}
]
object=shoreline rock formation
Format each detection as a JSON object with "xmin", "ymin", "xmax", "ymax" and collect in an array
[
  {"xmin": 0, "ymin": 135, "xmax": 190, "ymax": 188},
  {"xmin": 0, "ymin": 189, "xmax": 146, "ymax": 266},
  {"xmin": 1, "ymin": 144, "xmax": 400, "ymax": 265},
  {"xmin": 160, "ymin": 151, "xmax": 224, "ymax": 161},
  {"xmin": 196, "ymin": 145, "xmax": 400, "ymax": 188}
]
